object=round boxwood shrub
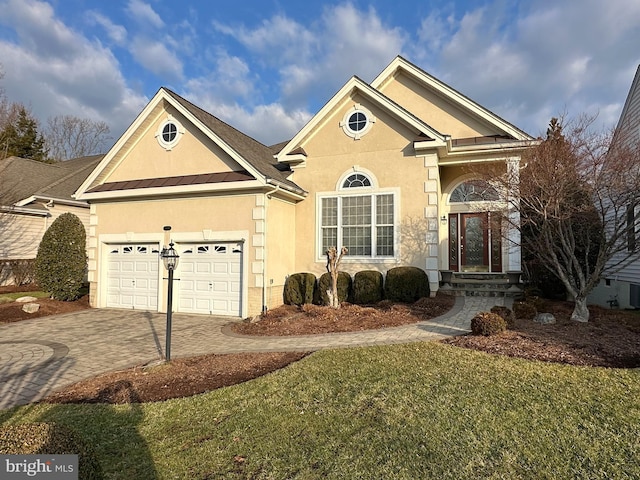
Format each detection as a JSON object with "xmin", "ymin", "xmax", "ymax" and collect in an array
[
  {"xmin": 490, "ymin": 305, "xmax": 515, "ymax": 329},
  {"xmin": 35, "ymin": 212, "xmax": 86, "ymax": 301},
  {"xmin": 471, "ymin": 311, "xmax": 507, "ymax": 336},
  {"xmin": 0, "ymin": 422, "xmax": 103, "ymax": 479},
  {"xmin": 513, "ymin": 301, "xmax": 537, "ymax": 320},
  {"xmin": 384, "ymin": 266, "xmax": 430, "ymax": 303},
  {"xmin": 283, "ymin": 272, "xmax": 317, "ymax": 306},
  {"xmin": 352, "ymin": 270, "xmax": 384, "ymax": 304},
  {"xmin": 316, "ymin": 271, "xmax": 353, "ymax": 306}
]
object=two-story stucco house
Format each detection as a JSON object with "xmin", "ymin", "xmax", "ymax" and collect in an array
[{"xmin": 75, "ymin": 56, "xmax": 533, "ymax": 318}]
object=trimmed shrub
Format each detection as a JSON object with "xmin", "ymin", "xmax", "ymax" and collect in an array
[
  {"xmin": 283, "ymin": 272, "xmax": 317, "ymax": 306},
  {"xmin": 384, "ymin": 266, "xmax": 430, "ymax": 303},
  {"xmin": 352, "ymin": 270, "xmax": 384, "ymax": 304},
  {"xmin": 490, "ymin": 305, "xmax": 515, "ymax": 329},
  {"xmin": 513, "ymin": 301, "xmax": 537, "ymax": 320},
  {"xmin": 0, "ymin": 422, "xmax": 103, "ymax": 479},
  {"xmin": 316, "ymin": 271, "xmax": 353, "ymax": 306},
  {"xmin": 35, "ymin": 213, "xmax": 86, "ymax": 301},
  {"xmin": 471, "ymin": 311, "xmax": 507, "ymax": 336}
]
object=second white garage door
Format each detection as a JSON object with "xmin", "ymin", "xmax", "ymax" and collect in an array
[{"xmin": 178, "ymin": 242, "xmax": 242, "ymax": 316}]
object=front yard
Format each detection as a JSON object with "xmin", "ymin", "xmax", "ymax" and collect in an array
[{"xmin": 2, "ymin": 342, "xmax": 640, "ymax": 479}]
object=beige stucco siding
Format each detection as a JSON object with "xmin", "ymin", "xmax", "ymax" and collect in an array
[
  {"xmin": 379, "ymin": 72, "xmax": 498, "ymax": 139},
  {"xmin": 107, "ymin": 105, "xmax": 242, "ymax": 183},
  {"xmin": 289, "ymin": 94, "xmax": 433, "ymax": 277},
  {"xmin": 263, "ymin": 195, "xmax": 296, "ymax": 310},
  {"xmin": 88, "ymin": 194, "xmax": 262, "ymax": 315}
]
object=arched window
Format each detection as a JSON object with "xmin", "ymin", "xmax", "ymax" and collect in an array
[
  {"xmin": 320, "ymin": 170, "xmax": 395, "ymax": 258},
  {"xmin": 342, "ymin": 173, "xmax": 371, "ymax": 188},
  {"xmin": 450, "ymin": 179, "xmax": 500, "ymax": 203}
]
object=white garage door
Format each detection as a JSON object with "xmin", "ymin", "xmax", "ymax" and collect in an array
[
  {"xmin": 178, "ymin": 242, "xmax": 242, "ymax": 316},
  {"xmin": 106, "ymin": 244, "xmax": 160, "ymax": 310}
]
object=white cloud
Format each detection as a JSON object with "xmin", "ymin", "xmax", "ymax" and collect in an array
[
  {"xmin": 411, "ymin": 0, "xmax": 640, "ymax": 135},
  {"xmin": 129, "ymin": 36, "xmax": 184, "ymax": 80},
  {"xmin": 86, "ymin": 11, "xmax": 127, "ymax": 46},
  {"xmin": 126, "ymin": 0, "xmax": 164, "ymax": 29},
  {"xmin": 0, "ymin": 0, "xmax": 147, "ymax": 147}
]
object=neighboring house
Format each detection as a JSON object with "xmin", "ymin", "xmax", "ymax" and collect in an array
[
  {"xmin": 589, "ymin": 65, "xmax": 640, "ymax": 309},
  {"xmin": 0, "ymin": 154, "xmax": 103, "ymax": 285},
  {"xmin": 75, "ymin": 56, "xmax": 533, "ymax": 318}
]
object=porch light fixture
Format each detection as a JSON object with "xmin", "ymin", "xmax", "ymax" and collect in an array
[
  {"xmin": 161, "ymin": 242, "xmax": 179, "ymax": 362},
  {"xmin": 440, "ymin": 215, "xmax": 447, "ymax": 224}
]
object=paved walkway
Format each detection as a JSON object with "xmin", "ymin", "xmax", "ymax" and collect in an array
[{"xmin": 0, "ymin": 296, "xmax": 510, "ymax": 410}]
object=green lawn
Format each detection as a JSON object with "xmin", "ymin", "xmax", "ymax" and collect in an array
[
  {"xmin": 0, "ymin": 291, "xmax": 49, "ymax": 304},
  {"xmin": 2, "ymin": 342, "xmax": 639, "ymax": 479}
]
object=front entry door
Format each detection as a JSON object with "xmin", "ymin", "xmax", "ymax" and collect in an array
[
  {"xmin": 448, "ymin": 212, "xmax": 502, "ymax": 272},
  {"xmin": 461, "ymin": 213, "xmax": 488, "ymax": 271}
]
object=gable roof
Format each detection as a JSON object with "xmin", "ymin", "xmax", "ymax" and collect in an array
[
  {"xmin": 276, "ymin": 75, "xmax": 448, "ymax": 162},
  {"xmin": 0, "ymin": 155, "xmax": 102, "ymax": 209},
  {"xmin": 371, "ymin": 56, "xmax": 533, "ymax": 141},
  {"xmin": 77, "ymin": 88, "xmax": 306, "ymax": 200},
  {"xmin": 612, "ymin": 64, "xmax": 640, "ymax": 146}
]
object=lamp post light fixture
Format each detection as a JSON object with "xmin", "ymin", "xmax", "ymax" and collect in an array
[{"xmin": 161, "ymin": 242, "xmax": 179, "ymax": 362}]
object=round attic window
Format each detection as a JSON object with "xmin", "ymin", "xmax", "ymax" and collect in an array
[
  {"xmin": 341, "ymin": 105, "xmax": 375, "ymax": 139},
  {"xmin": 156, "ymin": 117, "xmax": 183, "ymax": 150}
]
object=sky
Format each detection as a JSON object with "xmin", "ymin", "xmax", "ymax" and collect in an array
[{"xmin": 0, "ymin": 0, "xmax": 639, "ymax": 149}]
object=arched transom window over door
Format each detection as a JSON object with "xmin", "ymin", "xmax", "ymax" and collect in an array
[
  {"xmin": 319, "ymin": 172, "xmax": 396, "ymax": 259},
  {"xmin": 450, "ymin": 179, "xmax": 500, "ymax": 203}
]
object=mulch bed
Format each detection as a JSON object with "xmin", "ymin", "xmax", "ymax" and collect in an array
[{"xmin": 0, "ymin": 295, "xmax": 90, "ymax": 323}]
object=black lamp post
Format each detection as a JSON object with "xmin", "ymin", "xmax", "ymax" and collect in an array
[{"xmin": 161, "ymin": 242, "xmax": 179, "ymax": 362}]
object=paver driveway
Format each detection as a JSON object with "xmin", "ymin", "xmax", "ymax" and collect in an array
[{"xmin": 0, "ymin": 296, "xmax": 508, "ymax": 410}]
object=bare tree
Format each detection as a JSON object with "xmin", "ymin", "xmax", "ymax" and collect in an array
[
  {"xmin": 45, "ymin": 115, "xmax": 111, "ymax": 161},
  {"xmin": 494, "ymin": 116, "xmax": 640, "ymax": 322},
  {"xmin": 326, "ymin": 246, "xmax": 348, "ymax": 308}
]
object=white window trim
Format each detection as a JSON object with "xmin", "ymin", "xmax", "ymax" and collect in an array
[
  {"xmin": 336, "ymin": 166, "xmax": 379, "ymax": 190},
  {"xmin": 155, "ymin": 115, "xmax": 185, "ymax": 151},
  {"xmin": 339, "ymin": 104, "xmax": 376, "ymax": 140},
  {"xmin": 316, "ymin": 186, "xmax": 400, "ymax": 263}
]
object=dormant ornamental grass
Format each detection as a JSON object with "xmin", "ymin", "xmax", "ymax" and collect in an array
[{"xmin": 2, "ymin": 342, "xmax": 639, "ymax": 479}]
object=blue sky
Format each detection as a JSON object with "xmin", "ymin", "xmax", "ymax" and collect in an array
[{"xmin": 0, "ymin": 0, "xmax": 639, "ymax": 147}]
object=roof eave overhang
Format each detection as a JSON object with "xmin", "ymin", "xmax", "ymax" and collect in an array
[
  {"xmin": 0, "ymin": 205, "xmax": 49, "ymax": 216},
  {"xmin": 78, "ymin": 179, "xmax": 279, "ymax": 201},
  {"xmin": 16, "ymin": 195, "xmax": 88, "ymax": 208}
]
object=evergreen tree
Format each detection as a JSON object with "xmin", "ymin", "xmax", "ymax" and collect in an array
[
  {"xmin": 0, "ymin": 105, "xmax": 49, "ymax": 162},
  {"xmin": 35, "ymin": 213, "xmax": 87, "ymax": 301}
]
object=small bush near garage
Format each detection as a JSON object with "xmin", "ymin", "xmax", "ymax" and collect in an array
[
  {"xmin": 471, "ymin": 311, "xmax": 507, "ymax": 336},
  {"xmin": 0, "ymin": 423, "xmax": 103, "ymax": 480},
  {"xmin": 283, "ymin": 272, "xmax": 317, "ymax": 306},
  {"xmin": 490, "ymin": 305, "xmax": 515, "ymax": 328},
  {"xmin": 352, "ymin": 270, "xmax": 384, "ymax": 304},
  {"xmin": 35, "ymin": 212, "xmax": 87, "ymax": 301},
  {"xmin": 384, "ymin": 266, "xmax": 430, "ymax": 303},
  {"xmin": 316, "ymin": 271, "xmax": 353, "ymax": 305}
]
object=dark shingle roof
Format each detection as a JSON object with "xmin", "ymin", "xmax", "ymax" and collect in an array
[
  {"xmin": 163, "ymin": 89, "xmax": 306, "ymax": 196},
  {"xmin": 0, "ymin": 154, "xmax": 103, "ymax": 206}
]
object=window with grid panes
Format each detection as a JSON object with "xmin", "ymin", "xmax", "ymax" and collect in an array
[{"xmin": 320, "ymin": 174, "xmax": 395, "ymax": 258}]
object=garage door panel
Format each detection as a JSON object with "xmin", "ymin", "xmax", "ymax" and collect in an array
[
  {"xmin": 178, "ymin": 242, "xmax": 242, "ymax": 316},
  {"xmin": 196, "ymin": 263, "xmax": 212, "ymax": 274},
  {"xmin": 106, "ymin": 243, "xmax": 159, "ymax": 310}
]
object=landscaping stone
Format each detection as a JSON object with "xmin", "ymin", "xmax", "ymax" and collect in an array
[
  {"xmin": 15, "ymin": 296, "xmax": 38, "ymax": 303},
  {"xmin": 534, "ymin": 313, "xmax": 556, "ymax": 324},
  {"xmin": 22, "ymin": 303, "xmax": 40, "ymax": 314}
]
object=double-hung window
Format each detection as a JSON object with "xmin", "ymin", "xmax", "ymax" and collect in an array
[{"xmin": 319, "ymin": 173, "xmax": 396, "ymax": 259}]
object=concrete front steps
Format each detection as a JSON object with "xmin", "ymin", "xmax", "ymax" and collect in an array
[{"xmin": 439, "ymin": 272, "xmax": 524, "ymax": 298}]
